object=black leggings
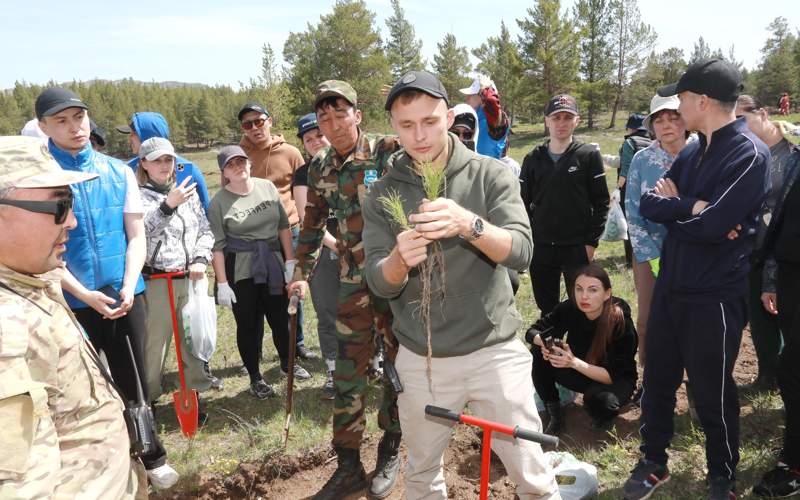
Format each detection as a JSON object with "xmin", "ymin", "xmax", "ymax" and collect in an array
[
  {"xmin": 230, "ymin": 278, "xmax": 290, "ymax": 383},
  {"xmin": 74, "ymin": 293, "xmax": 167, "ymax": 470},
  {"xmin": 532, "ymin": 346, "xmax": 634, "ymax": 422}
]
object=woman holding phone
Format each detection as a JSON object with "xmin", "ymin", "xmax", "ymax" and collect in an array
[{"xmin": 527, "ymin": 264, "xmax": 638, "ymax": 434}]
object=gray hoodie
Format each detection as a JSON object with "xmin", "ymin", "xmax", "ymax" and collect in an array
[{"xmin": 363, "ymin": 134, "xmax": 532, "ymax": 357}]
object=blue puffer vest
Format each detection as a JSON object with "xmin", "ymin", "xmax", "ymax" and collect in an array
[{"xmin": 49, "ymin": 140, "xmax": 146, "ymax": 309}]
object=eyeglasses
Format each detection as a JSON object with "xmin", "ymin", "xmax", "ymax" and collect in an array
[
  {"xmin": 0, "ymin": 192, "xmax": 74, "ymax": 224},
  {"xmin": 241, "ymin": 117, "xmax": 267, "ymax": 130}
]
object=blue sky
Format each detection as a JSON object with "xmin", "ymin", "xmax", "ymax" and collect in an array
[{"xmin": 3, "ymin": 0, "xmax": 797, "ymax": 89}]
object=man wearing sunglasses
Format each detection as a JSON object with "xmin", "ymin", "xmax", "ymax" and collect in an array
[
  {"xmin": 0, "ymin": 136, "xmax": 143, "ymax": 498},
  {"xmin": 238, "ymin": 102, "xmax": 320, "ymax": 363},
  {"xmin": 35, "ymin": 88, "xmax": 178, "ymax": 489}
]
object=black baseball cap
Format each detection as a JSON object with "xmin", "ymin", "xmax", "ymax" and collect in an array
[
  {"xmin": 35, "ymin": 87, "xmax": 89, "ymax": 120},
  {"xmin": 657, "ymin": 58, "xmax": 743, "ymax": 102},
  {"xmin": 296, "ymin": 113, "xmax": 319, "ymax": 138},
  {"xmin": 217, "ymin": 145, "xmax": 249, "ymax": 170},
  {"xmin": 238, "ymin": 102, "xmax": 270, "ymax": 121},
  {"xmin": 89, "ymin": 119, "xmax": 107, "ymax": 147},
  {"xmin": 545, "ymin": 94, "xmax": 579, "ymax": 116},
  {"xmin": 451, "ymin": 112, "xmax": 476, "ymax": 133},
  {"xmin": 385, "ymin": 71, "xmax": 449, "ymax": 111}
]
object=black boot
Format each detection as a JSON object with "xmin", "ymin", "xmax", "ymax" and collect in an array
[
  {"xmin": 312, "ymin": 447, "xmax": 368, "ymax": 500},
  {"xmin": 369, "ymin": 432, "xmax": 402, "ymax": 499},
  {"xmin": 544, "ymin": 401, "xmax": 565, "ymax": 435}
]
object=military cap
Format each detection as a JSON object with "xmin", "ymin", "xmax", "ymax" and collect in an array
[
  {"xmin": 0, "ymin": 136, "xmax": 98, "ymax": 190},
  {"xmin": 315, "ymin": 80, "xmax": 357, "ymax": 109}
]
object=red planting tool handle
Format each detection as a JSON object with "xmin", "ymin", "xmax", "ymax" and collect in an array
[
  {"xmin": 424, "ymin": 405, "xmax": 559, "ymax": 446},
  {"xmin": 145, "ymin": 271, "xmax": 191, "ymax": 405}
]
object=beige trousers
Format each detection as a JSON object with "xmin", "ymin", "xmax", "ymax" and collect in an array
[
  {"xmin": 632, "ymin": 260, "xmax": 656, "ymax": 367},
  {"xmin": 395, "ymin": 338, "xmax": 561, "ymax": 500},
  {"xmin": 143, "ymin": 277, "xmax": 212, "ymax": 401}
]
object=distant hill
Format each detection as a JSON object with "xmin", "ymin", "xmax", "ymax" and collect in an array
[{"xmin": 2, "ymin": 79, "xmax": 210, "ymax": 93}]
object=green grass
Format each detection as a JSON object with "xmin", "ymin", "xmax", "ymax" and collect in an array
[{"xmin": 156, "ymin": 118, "xmax": 786, "ymax": 498}]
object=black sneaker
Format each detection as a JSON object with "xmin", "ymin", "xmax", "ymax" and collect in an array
[
  {"xmin": 754, "ymin": 463, "xmax": 800, "ymax": 497},
  {"xmin": 249, "ymin": 380, "xmax": 276, "ymax": 399},
  {"xmin": 296, "ymin": 345, "xmax": 320, "ymax": 360},
  {"xmin": 708, "ymin": 476, "xmax": 736, "ymax": 500},
  {"xmin": 623, "ymin": 458, "xmax": 670, "ymax": 499}
]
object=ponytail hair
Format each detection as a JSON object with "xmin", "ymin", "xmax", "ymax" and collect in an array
[{"xmin": 574, "ymin": 264, "xmax": 625, "ymax": 365}]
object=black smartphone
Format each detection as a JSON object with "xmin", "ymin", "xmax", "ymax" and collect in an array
[
  {"xmin": 98, "ymin": 285, "xmax": 123, "ymax": 309},
  {"xmin": 544, "ymin": 336, "xmax": 555, "ymax": 350},
  {"xmin": 552, "ymin": 338, "xmax": 564, "ymax": 350}
]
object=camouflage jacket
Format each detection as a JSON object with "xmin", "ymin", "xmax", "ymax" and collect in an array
[
  {"xmin": 0, "ymin": 265, "xmax": 142, "ymax": 499},
  {"xmin": 294, "ymin": 131, "xmax": 401, "ymax": 285}
]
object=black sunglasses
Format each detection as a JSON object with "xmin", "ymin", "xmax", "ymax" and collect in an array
[
  {"xmin": 241, "ymin": 117, "xmax": 267, "ymax": 130},
  {"xmin": 0, "ymin": 192, "xmax": 74, "ymax": 224}
]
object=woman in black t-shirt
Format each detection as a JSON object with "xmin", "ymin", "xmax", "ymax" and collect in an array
[{"xmin": 527, "ymin": 263, "xmax": 638, "ymax": 435}]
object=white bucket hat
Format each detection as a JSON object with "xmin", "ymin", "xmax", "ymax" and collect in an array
[{"xmin": 643, "ymin": 94, "xmax": 681, "ymax": 129}]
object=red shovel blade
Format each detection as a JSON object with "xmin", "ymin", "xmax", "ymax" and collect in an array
[{"xmin": 172, "ymin": 388, "xmax": 199, "ymax": 438}]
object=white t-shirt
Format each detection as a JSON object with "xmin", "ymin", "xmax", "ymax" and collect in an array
[{"xmin": 123, "ymin": 166, "xmax": 144, "ymax": 214}]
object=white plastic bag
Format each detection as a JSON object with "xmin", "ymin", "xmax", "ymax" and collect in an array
[
  {"xmin": 545, "ymin": 451, "xmax": 599, "ymax": 500},
  {"xmin": 601, "ymin": 189, "xmax": 628, "ymax": 242},
  {"xmin": 181, "ymin": 276, "xmax": 217, "ymax": 362}
]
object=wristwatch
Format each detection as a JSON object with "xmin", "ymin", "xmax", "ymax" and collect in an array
[{"xmin": 460, "ymin": 214, "xmax": 485, "ymax": 242}]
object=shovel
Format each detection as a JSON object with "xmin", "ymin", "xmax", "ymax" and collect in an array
[
  {"xmin": 283, "ymin": 291, "xmax": 301, "ymax": 448},
  {"xmin": 147, "ymin": 271, "xmax": 199, "ymax": 438}
]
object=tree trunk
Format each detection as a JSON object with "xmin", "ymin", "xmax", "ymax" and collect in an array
[{"xmin": 608, "ymin": 89, "xmax": 621, "ymax": 128}]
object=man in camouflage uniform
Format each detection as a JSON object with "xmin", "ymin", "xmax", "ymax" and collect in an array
[
  {"xmin": 288, "ymin": 81, "xmax": 402, "ymax": 500},
  {"xmin": 0, "ymin": 136, "xmax": 144, "ymax": 498}
]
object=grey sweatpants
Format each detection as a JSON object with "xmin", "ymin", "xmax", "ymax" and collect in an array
[{"xmin": 310, "ymin": 247, "xmax": 340, "ymax": 362}]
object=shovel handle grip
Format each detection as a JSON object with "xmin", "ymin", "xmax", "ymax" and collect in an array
[
  {"xmin": 515, "ymin": 426, "xmax": 559, "ymax": 446},
  {"xmin": 425, "ymin": 405, "xmax": 460, "ymax": 422},
  {"xmin": 288, "ymin": 291, "xmax": 301, "ymax": 315}
]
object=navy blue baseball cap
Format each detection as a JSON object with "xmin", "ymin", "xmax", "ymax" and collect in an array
[
  {"xmin": 625, "ymin": 114, "xmax": 647, "ymax": 131},
  {"xmin": 296, "ymin": 113, "xmax": 319, "ymax": 138}
]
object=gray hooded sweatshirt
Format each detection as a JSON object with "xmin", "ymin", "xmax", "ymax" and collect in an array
[{"xmin": 363, "ymin": 134, "xmax": 532, "ymax": 357}]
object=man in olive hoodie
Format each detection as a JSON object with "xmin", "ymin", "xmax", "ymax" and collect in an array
[{"xmin": 363, "ymin": 71, "xmax": 559, "ymax": 500}]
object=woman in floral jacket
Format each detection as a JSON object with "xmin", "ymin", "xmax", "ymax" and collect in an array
[{"xmin": 624, "ymin": 94, "xmax": 690, "ymax": 370}]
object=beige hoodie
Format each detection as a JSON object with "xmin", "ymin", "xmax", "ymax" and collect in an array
[{"xmin": 240, "ymin": 134, "xmax": 305, "ymax": 226}]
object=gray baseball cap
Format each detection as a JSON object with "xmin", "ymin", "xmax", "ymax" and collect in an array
[
  {"xmin": 138, "ymin": 137, "xmax": 176, "ymax": 161},
  {"xmin": 217, "ymin": 145, "xmax": 248, "ymax": 170}
]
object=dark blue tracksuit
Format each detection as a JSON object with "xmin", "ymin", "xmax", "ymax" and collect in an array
[{"xmin": 638, "ymin": 118, "xmax": 770, "ymax": 481}]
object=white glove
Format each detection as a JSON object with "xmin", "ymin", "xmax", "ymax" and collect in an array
[
  {"xmin": 216, "ymin": 282, "xmax": 237, "ymax": 308},
  {"xmin": 284, "ymin": 259, "xmax": 297, "ymax": 284}
]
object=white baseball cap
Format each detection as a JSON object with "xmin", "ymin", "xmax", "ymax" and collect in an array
[
  {"xmin": 643, "ymin": 94, "xmax": 681, "ymax": 129},
  {"xmin": 459, "ymin": 74, "xmax": 496, "ymax": 95}
]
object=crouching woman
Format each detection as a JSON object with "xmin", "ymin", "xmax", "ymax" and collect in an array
[{"xmin": 527, "ymin": 264, "xmax": 638, "ymax": 434}]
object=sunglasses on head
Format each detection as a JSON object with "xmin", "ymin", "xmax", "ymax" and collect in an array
[
  {"xmin": 241, "ymin": 117, "xmax": 267, "ymax": 130},
  {"xmin": 0, "ymin": 191, "xmax": 74, "ymax": 224}
]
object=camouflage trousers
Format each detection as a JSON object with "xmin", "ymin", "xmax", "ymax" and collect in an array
[{"xmin": 333, "ymin": 281, "xmax": 401, "ymax": 449}]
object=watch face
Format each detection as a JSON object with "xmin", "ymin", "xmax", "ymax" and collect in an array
[{"xmin": 474, "ymin": 216, "xmax": 484, "ymax": 235}]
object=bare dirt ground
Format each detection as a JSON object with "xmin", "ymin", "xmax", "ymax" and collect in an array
[{"xmin": 154, "ymin": 330, "xmax": 759, "ymax": 500}]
